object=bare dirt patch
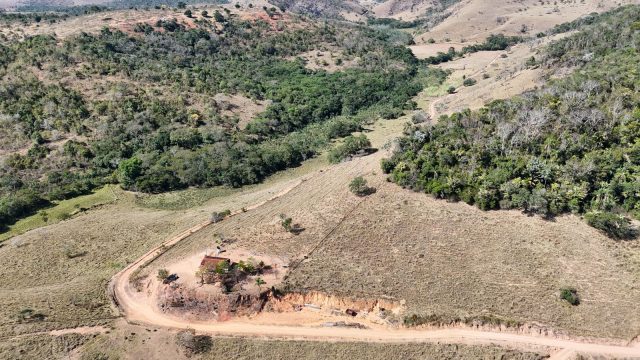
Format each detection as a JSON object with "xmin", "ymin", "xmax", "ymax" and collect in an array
[{"xmin": 213, "ymin": 93, "xmax": 269, "ymax": 130}]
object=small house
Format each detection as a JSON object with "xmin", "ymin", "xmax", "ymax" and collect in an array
[{"xmin": 200, "ymin": 255, "xmax": 231, "ymax": 269}]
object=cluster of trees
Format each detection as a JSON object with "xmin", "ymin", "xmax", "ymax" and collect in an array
[
  {"xmin": 423, "ymin": 34, "xmax": 522, "ymax": 65},
  {"xmin": 382, "ymin": 6, "xmax": 640, "ymax": 238},
  {"xmin": 367, "ymin": 17, "xmax": 422, "ymax": 29},
  {"xmin": 328, "ymin": 134, "xmax": 372, "ymax": 163},
  {"xmin": 0, "ymin": 11, "xmax": 437, "ymax": 228}
]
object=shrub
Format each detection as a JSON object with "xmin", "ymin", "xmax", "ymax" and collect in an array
[
  {"xmin": 211, "ymin": 209, "xmax": 231, "ymax": 223},
  {"xmin": 328, "ymin": 134, "xmax": 372, "ymax": 163},
  {"xmin": 463, "ymin": 78, "xmax": 477, "ymax": 86},
  {"xmin": 447, "ymin": 86, "xmax": 456, "ymax": 94},
  {"xmin": 64, "ymin": 244, "xmax": 87, "ymax": 259},
  {"xmin": 379, "ymin": 107, "xmax": 404, "ymax": 120},
  {"xmin": 349, "ymin": 176, "xmax": 375, "ymax": 196},
  {"xmin": 280, "ymin": 214, "xmax": 293, "ymax": 232},
  {"xmin": 559, "ymin": 287, "xmax": 579, "ymax": 305},
  {"xmin": 380, "ymin": 159, "xmax": 395, "ymax": 174},
  {"xmin": 585, "ymin": 212, "xmax": 637, "ymax": 240},
  {"xmin": 411, "ymin": 111, "xmax": 430, "ymax": 124},
  {"xmin": 157, "ymin": 268, "xmax": 169, "ymax": 281},
  {"xmin": 176, "ymin": 330, "xmax": 212, "ymax": 356}
]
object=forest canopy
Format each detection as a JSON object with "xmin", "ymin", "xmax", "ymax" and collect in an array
[
  {"xmin": 0, "ymin": 10, "xmax": 443, "ymax": 229},
  {"xmin": 382, "ymin": 5, "xmax": 640, "ymax": 237}
]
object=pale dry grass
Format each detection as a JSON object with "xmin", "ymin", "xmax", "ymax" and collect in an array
[
  {"xmin": 415, "ymin": 0, "xmax": 638, "ymax": 44},
  {"xmin": 371, "ymin": 0, "xmax": 439, "ymax": 20},
  {"xmin": 290, "ymin": 50, "xmax": 359, "ymax": 73}
]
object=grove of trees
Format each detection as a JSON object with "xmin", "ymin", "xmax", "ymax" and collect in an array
[{"xmin": 382, "ymin": 5, "xmax": 640, "ymax": 238}]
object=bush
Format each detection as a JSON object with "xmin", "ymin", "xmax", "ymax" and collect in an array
[
  {"xmin": 411, "ymin": 111, "xmax": 430, "ymax": 124},
  {"xmin": 211, "ymin": 209, "xmax": 231, "ymax": 223},
  {"xmin": 379, "ymin": 107, "xmax": 404, "ymax": 120},
  {"xmin": 176, "ymin": 330, "xmax": 212, "ymax": 356},
  {"xmin": 584, "ymin": 212, "xmax": 637, "ymax": 240},
  {"xmin": 380, "ymin": 159, "xmax": 395, "ymax": 174},
  {"xmin": 447, "ymin": 86, "xmax": 456, "ymax": 94},
  {"xmin": 280, "ymin": 214, "xmax": 293, "ymax": 232},
  {"xmin": 463, "ymin": 78, "xmax": 477, "ymax": 87},
  {"xmin": 525, "ymin": 56, "xmax": 537, "ymax": 67},
  {"xmin": 328, "ymin": 134, "xmax": 372, "ymax": 163},
  {"xmin": 559, "ymin": 287, "xmax": 580, "ymax": 305},
  {"xmin": 157, "ymin": 268, "xmax": 169, "ymax": 281},
  {"xmin": 349, "ymin": 176, "xmax": 375, "ymax": 196}
]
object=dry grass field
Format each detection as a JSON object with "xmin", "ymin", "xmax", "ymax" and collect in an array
[
  {"xmin": 370, "ymin": 0, "xmax": 438, "ymax": 20},
  {"xmin": 411, "ymin": 33, "xmax": 572, "ymax": 118},
  {"xmin": 0, "ymin": 3, "xmax": 293, "ymax": 40},
  {"xmin": 415, "ymin": 0, "xmax": 638, "ymax": 43}
]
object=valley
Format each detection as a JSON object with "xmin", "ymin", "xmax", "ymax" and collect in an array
[{"xmin": 0, "ymin": 1, "xmax": 639, "ymax": 359}]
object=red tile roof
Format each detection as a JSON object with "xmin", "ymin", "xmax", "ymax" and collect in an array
[{"xmin": 200, "ymin": 256, "xmax": 230, "ymax": 269}]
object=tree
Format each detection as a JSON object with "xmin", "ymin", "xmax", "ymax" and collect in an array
[
  {"xmin": 117, "ymin": 157, "xmax": 142, "ymax": 189},
  {"xmin": 213, "ymin": 10, "xmax": 225, "ymax": 22},
  {"xmin": 280, "ymin": 214, "xmax": 293, "ymax": 232},
  {"xmin": 255, "ymin": 277, "xmax": 266, "ymax": 291},
  {"xmin": 585, "ymin": 212, "xmax": 637, "ymax": 240},
  {"xmin": 447, "ymin": 86, "xmax": 456, "ymax": 94},
  {"xmin": 560, "ymin": 288, "xmax": 579, "ymax": 305},
  {"xmin": 184, "ymin": 9, "xmax": 192, "ymax": 17},
  {"xmin": 215, "ymin": 260, "xmax": 230, "ymax": 275},
  {"xmin": 177, "ymin": 2, "xmax": 186, "ymax": 9},
  {"xmin": 201, "ymin": 10, "xmax": 209, "ymax": 17},
  {"xmin": 525, "ymin": 56, "xmax": 537, "ymax": 68},
  {"xmin": 349, "ymin": 176, "xmax": 374, "ymax": 196},
  {"xmin": 176, "ymin": 330, "xmax": 212, "ymax": 356},
  {"xmin": 463, "ymin": 78, "xmax": 477, "ymax": 87}
]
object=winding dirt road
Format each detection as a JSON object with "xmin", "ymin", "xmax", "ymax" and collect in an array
[{"xmin": 108, "ymin": 179, "xmax": 640, "ymax": 359}]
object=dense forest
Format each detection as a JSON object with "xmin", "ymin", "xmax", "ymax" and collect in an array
[
  {"xmin": 0, "ymin": 8, "xmax": 441, "ymax": 229},
  {"xmin": 382, "ymin": 5, "xmax": 640, "ymax": 238}
]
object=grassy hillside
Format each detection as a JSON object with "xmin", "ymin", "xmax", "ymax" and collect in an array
[{"xmin": 383, "ymin": 5, "xmax": 640, "ymax": 238}]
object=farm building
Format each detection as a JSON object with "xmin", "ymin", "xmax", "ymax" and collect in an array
[{"xmin": 200, "ymin": 256, "xmax": 231, "ymax": 269}]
